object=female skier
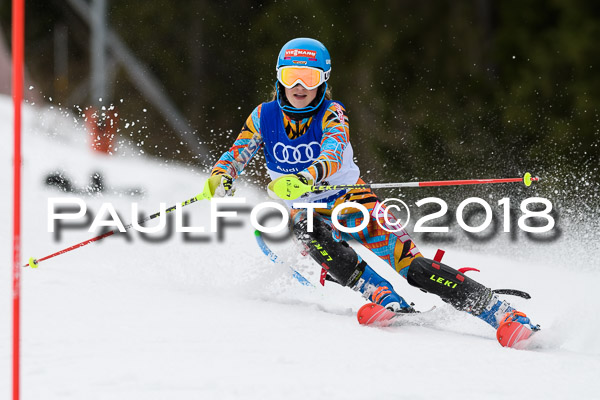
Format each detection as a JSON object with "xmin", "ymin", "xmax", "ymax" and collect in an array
[{"xmin": 201, "ymin": 37, "xmax": 538, "ymax": 346}]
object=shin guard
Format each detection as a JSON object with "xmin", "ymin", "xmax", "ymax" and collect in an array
[
  {"xmin": 406, "ymin": 257, "xmax": 493, "ymax": 315},
  {"xmin": 292, "ymin": 211, "xmax": 361, "ymax": 287}
]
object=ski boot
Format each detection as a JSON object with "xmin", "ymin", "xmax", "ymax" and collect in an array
[
  {"xmin": 477, "ymin": 293, "xmax": 514, "ymax": 328},
  {"xmin": 351, "ymin": 262, "xmax": 414, "ymax": 313},
  {"xmin": 478, "ymin": 294, "xmax": 540, "ymax": 348}
]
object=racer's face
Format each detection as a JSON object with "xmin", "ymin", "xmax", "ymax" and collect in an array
[{"xmin": 285, "ymin": 84, "xmax": 318, "ymax": 109}]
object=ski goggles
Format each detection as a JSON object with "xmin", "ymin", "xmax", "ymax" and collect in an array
[{"xmin": 277, "ymin": 66, "xmax": 330, "ymax": 90}]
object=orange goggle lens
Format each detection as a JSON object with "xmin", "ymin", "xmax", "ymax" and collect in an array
[{"xmin": 278, "ymin": 67, "xmax": 324, "ymax": 89}]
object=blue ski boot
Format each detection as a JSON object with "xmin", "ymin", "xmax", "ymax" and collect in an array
[
  {"xmin": 476, "ymin": 293, "xmax": 539, "ymax": 331},
  {"xmin": 477, "ymin": 294, "xmax": 514, "ymax": 329},
  {"xmin": 351, "ymin": 262, "xmax": 413, "ymax": 312}
]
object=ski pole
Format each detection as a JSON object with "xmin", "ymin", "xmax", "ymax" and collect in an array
[
  {"xmin": 311, "ymin": 172, "xmax": 539, "ymax": 192},
  {"xmin": 25, "ymin": 130, "xmax": 260, "ymax": 269},
  {"xmin": 24, "ymin": 192, "xmax": 209, "ymax": 268},
  {"xmin": 254, "ymin": 230, "xmax": 314, "ymax": 287}
]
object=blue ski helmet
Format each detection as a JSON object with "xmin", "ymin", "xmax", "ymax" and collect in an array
[
  {"xmin": 276, "ymin": 38, "xmax": 331, "ymax": 114},
  {"xmin": 276, "ymin": 38, "xmax": 331, "ymax": 74}
]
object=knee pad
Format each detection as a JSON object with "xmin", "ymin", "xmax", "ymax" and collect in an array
[
  {"xmin": 292, "ymin": 210, "xmax": 360, "ymax": 286},
  {"xmin": 406, "ymin": 257, "xmax": 492, "ymax": 314}
]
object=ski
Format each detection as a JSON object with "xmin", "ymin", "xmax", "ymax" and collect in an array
[
  {"xmin": 358, "ymin": 303, "xmax": 538, "ymax": 349},
  {"xmin": 357, "ymin": 303, "xmax": 397, "ymax": 326},
  {"xmin": 357, "ymin": 303, "xmax": 436, "ymax": 327},
  {"xmin": 254, "ymin": 230, "xmax": 314, "ymax": 287}
]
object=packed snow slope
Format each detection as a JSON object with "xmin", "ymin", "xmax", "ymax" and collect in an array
[{"xmin": 1, "ymin": 96, "xmax": 600, "ymax": 399}]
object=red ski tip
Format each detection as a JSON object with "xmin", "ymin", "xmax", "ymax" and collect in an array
[
  {"xmin": 496, "ymin": 311, "xmax": 535, "ymax": 349},
  {"xmin": 357, "ymin": 303, "xmax": 396, "ymax": 326}
]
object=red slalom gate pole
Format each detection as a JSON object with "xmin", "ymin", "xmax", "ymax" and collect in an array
[{"xmin": 12, "ymin": 0, "xmax": 24, "ymax": 398}]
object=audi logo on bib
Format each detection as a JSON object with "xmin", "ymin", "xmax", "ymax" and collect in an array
[{"xmin": 273, "ymin": 141, "xmax": 321, "ymax": 164}]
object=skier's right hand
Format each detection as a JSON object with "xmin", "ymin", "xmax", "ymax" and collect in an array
[
  {"xmin": 267, "ymin": 171, "xmax": 314, "ymax": 200},
  {"xmin": 201, "ymin": 174, "xmax": 234, "ymax": 199}
]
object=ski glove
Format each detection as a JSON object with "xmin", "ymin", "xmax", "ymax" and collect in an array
[
  {"xmin": 201, "ymin": 174, "xmax": 234, "ymax": 199},
  {"xmin": 267, "ymin": 171, "xmax": 314, "ymax": 200}
]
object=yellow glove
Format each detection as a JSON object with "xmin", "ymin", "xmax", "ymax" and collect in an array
[
  {"xmin": 201, "ymin": 174, "xmax": 234, "ymax": 199},
  {"xmin": 267, "ymin": 171, "xmax": 314, "ymax": 200}
]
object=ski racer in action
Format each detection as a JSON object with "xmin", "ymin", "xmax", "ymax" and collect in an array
[{"xmin": 201, "ymin": 37, "xmax": 539, "ymax": 347}]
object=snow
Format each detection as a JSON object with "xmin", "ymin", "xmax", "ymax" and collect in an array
[{"xmin": 1, "ymin": 95, "xmax": 600, "ymax": 399}]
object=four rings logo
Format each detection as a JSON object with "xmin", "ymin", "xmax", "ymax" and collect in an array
[{"xmin": 273, "ymin": 141, "xmax": 321, "ymax": 164}]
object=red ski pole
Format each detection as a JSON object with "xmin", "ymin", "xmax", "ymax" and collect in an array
[
  {"xmin": 24, "ymin": 192, "xmax": 208, "ymax": 268},
  {"xmin": 311, "ymin": 172, "xmax": 539, "ymax": 192}
]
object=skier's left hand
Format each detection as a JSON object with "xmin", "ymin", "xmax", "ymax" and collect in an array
[{"xmin": 267, "ymin": 171, "xmax": 314, "ymax": 200}]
